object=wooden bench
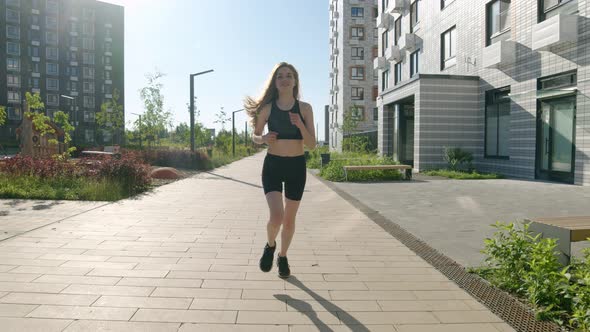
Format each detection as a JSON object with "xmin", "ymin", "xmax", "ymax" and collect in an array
[
  {"xmin": 527, "ymin": 216, "xmax": 590, "ymax": 265},
  {"xmin": 342, "ymin": 164, "xmax": 412, "ymax": 181}
]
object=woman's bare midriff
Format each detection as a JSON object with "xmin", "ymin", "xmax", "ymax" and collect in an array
[{"xmin": 267, "ymin": 139, "xmax": 304, "ymax": 157}]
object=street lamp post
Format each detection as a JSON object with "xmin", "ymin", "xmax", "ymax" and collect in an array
[
  {"xmin": 190, "ymin": 69, "xmax": 214, "ymax": 151},
  {"xmin": 232, "ymin": 108, "xmax": 244, "ymax": 157},
  {"xmin": 131, "ymin": 112, "xmax": 142, "ymax": 149},
  {"xmin": 60, "ymin": 95, "xmax": 75, "ymax": 145}
]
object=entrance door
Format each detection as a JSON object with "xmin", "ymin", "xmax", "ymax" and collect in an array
[
  {"xmin": 399, "ymin": 103, "xmax": 415, "ymax": 166},
  {"xmin": 537, "ymin": 96, "xmax": 576, "ymax": 183}
]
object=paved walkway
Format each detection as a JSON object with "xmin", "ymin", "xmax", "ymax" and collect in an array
[
  {"xmin": 330, "ymin": 175, "xmax": 590, "ymax": 267},
  {"xmin": 0, "ymin": 152, "xmax": 514, "ymax": 331}
]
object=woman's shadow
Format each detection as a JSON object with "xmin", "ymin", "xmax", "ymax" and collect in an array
[{"xmin": 274, "ymin": 276, "xmax": 370, "ymax": 332}]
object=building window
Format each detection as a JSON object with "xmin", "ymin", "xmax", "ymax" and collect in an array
[
  {"xmin": 82, "ymin": 22, "xmax": 95, "ymax": 35},
  {"xmin": 441, "ymin": 0, "xmax": 455, "ymax": 9},
  {"xmin": 7, "ymin": 74, "xmax": 20, "ymax": 87},
  {"xmin": 47, "ymin": 94, "xmax": 59, "ymax": 106},
  {"xmin": 70, "ymin": 36, "xmax": 78, "ymax": 47},
  {"xmin": 350, "ymin": 66, "xmax": 365, "ymax": 80},
  {"xmin": 83, "ymin": 53, "xmax": 95, "ymax": 65},
  {"xmin": 69, "ymin": 51, "xmax": 77, "ymax": 61},
  {"xmin": 372, "ymin": 46, "xmax": 378, "ymax": 58},
  {"xmin": 105, "ymin": 27, "xmax": 112, "ymax": 38},
  {"xmin": 70, "ymin": 21, "xmax": 78, "ymax": 32},
  {"xmin": 7, "ymin": 91, "xmax": 20, "ymax": 102},
  {"xmin": 83, "ymin": 95, "xmax": 95, "ymax": 108},
  {"xmin": 539, "ymin": 0, "xmax": 577, "ymax": 21},
  {"xmin": 83, "ymin": 67, "xmax": 95, "ymax": 79},
  {"xmin": 84, "ymin": 111, "xmax": 95, "ymax": 123},
  {"xmin": 7, "ymin": 58, "xmax": 20, "ymax": 71},
  {"xmin": 46, "ymin": 0, "xmax": 58, "ymax": 14},
  {"xmin": 352, "ymin": 47, "xmax": 364, "ymax": 60},
  {"xmin": 46, "ymin": 16, "xmax": 58, "ymax": 29},
  {"xmin": 350, "ymin": 26, "xmax": 365, "ymax": 40},
  {"xmin": 103, "ymin": 84, "xmax": 112, "ymax": 94},
  {"xmin": 373, "ymin": 7, "xmax": 379, "ymax": 18},
  {"xmin": 7, "ymin": 106, "xmax": 22, "ymax": 120},
  {"xmin": 85, "ymin": 129, "xmax": 95, "ymax": 143},
  {"xmin": 410, "ymin": 0, "xmax": 420, "ymax": 32},
  {"xmin": 82, "ymin": 38, "xmax": 95, "ymax": 50},
  {"xmin": 373, "ymin": 107, "xmax": 378, "ymax": 121},
  {"xmin": 351, "ymin": 7, "xmax": 364, "ymax": 17},
  {"xmin": 31, "ymin": 14, "xmax": 39, "ymax": 26},
  {"xmin": 485, "ymin": 87, "xmax": 510, "ymax": 158},
  {"xmin": 382, "ymin": 69, "xmax": 389, "ymax": 91},
  {"xmin": 46, "ymin": 63, "xmax": 59, "ymax": 75},
  {"xmin": 31, "ymin": 62, "xmax": 40, "ymax": 73},
  {"xmin": 382, "ymin": 0, "xmax": 389, "ymax": 12},
  {"xmin": 46, "ymin": 78, "xmax": 59, "ymax": 90},
  {"xmin": 104, "ymin": 71, "xmax": 111, "ymax": 80},
  {"xmin": 7, "ymin": 42, "xmax": 19, "ymax": 55},
  {"xmin": 69, "ymin": 66, "xmax": 79, "ymax": 77},
  {"xmin": 381, "ymin": 30, "xmax": 389, "ymax": 56},
  {"xmin": 46, "ymin": 47, "xmax": 58, "ymax": 60},
  {"xmin": 6, "ymin": 9, "xmax": 19, "ymax": 23},
  {"xmin": 29, "ymin": 46, "xmax": 39, "ymax": 57},
  {"xmin": 410, "ymin": 50, "xmax": 419, "ymax": 77},
  {"xmin": 83, "ymin": 8, "xmax": 95, "ymax": 20},
  {"xmin": 373, "ymin": 86, "xmax": 379, "ymax": 100},
  {"xmin": 350, "ymin": 106, "xmax": 365, "ymax": 121},
  {"xmin": 351, "ymin": 87, "xmax": 364, "ymax": 100},
  {"xmin": 30, "ymin": 77, "xmax": 40, "ymax": 89},
  {"xmin": 486, "ymin": 0, "xmax": 511, "ymax": 46},
  {"xmin": 394, "ymin": 16, "xmax": 402, "ymax": 45},
  {"xmin": 83, "ymin": 81, "xmax": 95, "ymax": 93},
  {"xmin": 441, "ymin": 26, "xmax": 457, "ymax": 69},
  {"xmin": 5, "ymin": 0, "xmax": 20, "ymax": 7},
  {"xmin": 394, "ymin": 62, "xmax": 402, "ymax": 85},
  {"xmin": 104, "ymin": 56, "xmax": 111, "ymax": 65},
  {"xmin": 46, "ymin": 31, "xmax": 58, "ymax": 44},
  {"xmin": 6, "ymin": 25, "xmax": 20, "ymax": 39},
  {"xmin": 70, "ymin": 81, "xmax": 78, "ymax": 91},
  {"xmin": 104, "ymin": 42, "xmax": 112, "ymax": 53}
]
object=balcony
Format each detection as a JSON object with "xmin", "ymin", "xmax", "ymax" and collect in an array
[
  {"xmin": 330, "ymin": 19, "xmax": 335, "ymax": 28},
  {"xmin": 377, "ymin": 12, "xmax": 393, "ymax": 29},
  {"xmin": 399, "ymin": 33, "xmax": 419, "ymax": 51},
  {"xmin": 532, "ymin": 14, "xmax": 577, "ymax": 51},
  {"xmin": 482, "ymin": 41, "xmax": 516, "ymax": 68},
  {"xmin": 386, "ymin": 45, "xmax": 403, "ymax": 62},
  {"xmin": 373, "ymin": 56, "xmax": 386, "ymax": 70},
  {"xmin": 390, "ymin": 0, "xmax": 407, "ymax": 13}
]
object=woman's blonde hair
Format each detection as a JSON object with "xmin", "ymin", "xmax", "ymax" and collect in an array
[{"xmin": 244, "ymin": 62, "xmax": 300, "ymax": 127}]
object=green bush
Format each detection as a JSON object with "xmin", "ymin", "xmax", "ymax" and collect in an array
[
  {"xmin": 478, "ymin": 222, "xmax": 590, "ymax": 330},
  {"xmin": 306, "ymin": 146, "xmax": 329, "ymax": 169},
  {"xmin": 319, "ymin": 153, "xmax": 404, "ymax": 182},
  {"xmin": 424, "ymin": 169, "xmax": 503, "ymax": 180},
  {"xmin": 443, "ymin": 147, "xmax": 473, "ymax": 171}
]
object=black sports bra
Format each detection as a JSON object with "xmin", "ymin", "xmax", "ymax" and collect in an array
[{"xmin": 267, "ymin": 100, "xmax": 305, "ymax": 140}]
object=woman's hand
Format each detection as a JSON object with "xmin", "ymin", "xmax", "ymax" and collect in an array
[
  {"xmin": 263, "ymin": 131, "xmax": 278, "ymax": 144},
  {"xmin": 289, "ymin": 113, "xmax": 304, "ymax": 129}
]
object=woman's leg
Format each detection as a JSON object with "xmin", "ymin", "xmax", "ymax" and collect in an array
[
  {"xmin": 265, "ymin": 191, "xmax": 284, "ymax": 247},
  {"xmin": 279, "ymin": 197, "xmax": 301, "ymax": 257}
]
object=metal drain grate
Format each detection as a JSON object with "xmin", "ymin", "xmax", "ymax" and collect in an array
[{"xmin": 315, "ymin": 175, "xmax": 564, "ymax": 332}]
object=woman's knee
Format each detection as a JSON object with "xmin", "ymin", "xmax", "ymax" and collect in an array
[{"xmin": 269, "ymin": 213, "xmax": 284, "ymax": 226}]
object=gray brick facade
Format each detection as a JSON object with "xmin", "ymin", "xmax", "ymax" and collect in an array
[{"xmin": 375, "ymin": 0, "xmax": 590, "ymax": 185}]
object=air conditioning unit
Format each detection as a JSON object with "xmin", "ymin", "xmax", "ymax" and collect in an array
[
  {"xmin": 333, "ymin": 67, "xmax": 339, "ymax": 74},
  {"xmin": 330, "ymin": 19, "xmax": 335, "ymax": 27},
  {"xmin": 330, "ymin": 54, "xmax": 335, "ymax": 61},
  {"xmin": 329, "ymin": 123, "xmax": 334, "ymax": 129},
  {"xmin": 400, "ymin": 33, "xmax": 418, "ymax": 51},
  {"xmin": 333, "ymin": 104, "xmax": 339, "ymax": 111},
  {"xmin": 330, "ymin": 37, "xmax": 335, "ymax": 44},
  {"xmin": 333, "ymin": 85, "xmax": 339, "ymax": 92},
  {"xmin": 377, "ymin": 13, "xmax": 392, "ymax": 29},
  {"xmin": 388, "ymin": 45, "xmax": 403, "ymax": 62},
  {"xmin": 333, "ymin": 11, "xmax": 339, "ymax": 19},
  {"xmin": 373, "ymin": 56, "xmax": 386, "ymax": 70},
  {"xmin": 334, "ymin": 48, "xmax": 340, "ymax": 55},
  {"xmin": 333, "ymin": 31, "xmax": 339, "ymax": 38},
  {"xmin": 329, "ymin": 3, "xmax": 334, "ymax": 11}
]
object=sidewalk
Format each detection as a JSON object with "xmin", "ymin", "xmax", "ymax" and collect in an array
[{"xmin": 0, "ymin": 152, "xmax": 514, "ymax": 331}]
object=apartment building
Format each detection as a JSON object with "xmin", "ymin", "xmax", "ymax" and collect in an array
[
  {"xmin": 0, "ymin": 0, "xmax": 124, "ymax": 147},
  {"xmin": 374, "ymin": 0, "xmax": 589, "ymax": 185},
  {"xmin": 328, "ymin": 0, "xmax": 379, "ymax": 152}
]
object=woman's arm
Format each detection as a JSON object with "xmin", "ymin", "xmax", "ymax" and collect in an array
[
  {"xmin": 252, "ymin": 104, "xmax": 276, "ymax": 145},
  {"xmin": 290, "ymin": 102, "xmax": 316, "ymax": 150}
]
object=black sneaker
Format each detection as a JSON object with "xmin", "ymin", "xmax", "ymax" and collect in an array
[
  {"xmin": 259, "ymin": 243, "xmax": 276, "ymax": 272},
  {"xmin": 277, "ymin": 255, "xmax": 290, "ymax": 278}
]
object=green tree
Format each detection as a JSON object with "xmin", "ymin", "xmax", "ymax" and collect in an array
[
  {"xmin": 96, "ymin": 88, "xmax": 124, "ymax": 145},
  {"xmin": 0, "ymin": 106, "xmax": 6, "ymax": 126},
  {"xmin": 214, "ymin": 107, "xmax": 231, "ymax": 131},
  {"xmin": 139, "ymin": 71, "xmax": 173, "ymax": 147},
  {"xmin": 339, "ymin": 105, "xmax": 367, "ymax": 152},
  {"xmin": 52, "ymin": 111, "xmax": 77, "ymax": 158},
  {"xmin": 25, "ymin": 92, "xmax": 55, "ymax": 138}
]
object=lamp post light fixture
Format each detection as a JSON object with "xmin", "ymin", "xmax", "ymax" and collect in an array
[
  {"xmin": 131, "ymin": 112, "xmax": 142, "ymax": 149},
  {"xmin": 60, "ymin": 95, "xmax": 76, "ymax": 145},
  {"xmin": 190, "ymin": 69, "xmax": 214, "ymax": 151},
  {"xmin": 232, "ymin": 108, "xmax": 245, "ymax": 157}
]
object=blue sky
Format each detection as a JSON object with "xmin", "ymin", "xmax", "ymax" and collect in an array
[{"xmin": 101, "ymin": 0, "xmax": 329, "ymax": 140}]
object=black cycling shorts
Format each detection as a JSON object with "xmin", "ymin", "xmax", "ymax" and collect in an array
[{"xmin": 262, "ymin": 153, "xmax": 307, "ymax": 201}]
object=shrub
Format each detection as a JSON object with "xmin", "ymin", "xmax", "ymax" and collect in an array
[
  {"xmin": 443, "ymin": 147, "xmax": 473, "ymax": 172},
  {"xmin": 1, "ymin": 155, "xmax": 79, "ymax": 178},
  {"xmin": 138, "ymin": 148, "xmax": 211, "ymax": 170},
  {"xmin": 319, "ymin": 154, "xmax": 403, "ymax": 182},
  {"xmin": 86, "ymin": 153, "xmax": 151, "ymax": 194}
]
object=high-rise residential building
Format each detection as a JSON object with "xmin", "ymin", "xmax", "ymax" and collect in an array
[
  {"xmin": 0, "ymin": 0, "xmax": 124, "ymax": 148},
  {"xmin": 374, "ymin": 0, "xmax": 589, "ymax": 185},
  {"xmin": 328, "ymin": 0, "xmax": 379, "ymax": 152}
]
